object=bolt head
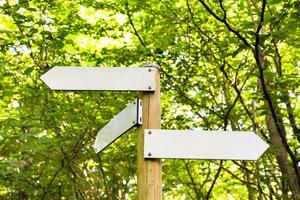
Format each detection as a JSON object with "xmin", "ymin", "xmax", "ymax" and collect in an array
[{"xmin": 148, "ymin": 152, "xmax": 152, "ymax": 156}]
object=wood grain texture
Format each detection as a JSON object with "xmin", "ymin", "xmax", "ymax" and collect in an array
[{"xmin": 137, "ymin": 67, "xmax": 162, "ymax": 200}]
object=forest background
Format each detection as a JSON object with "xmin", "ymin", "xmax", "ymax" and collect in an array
[{"xmin": 1, "ymin": 0, "xmax": 300, "ymax": 199}]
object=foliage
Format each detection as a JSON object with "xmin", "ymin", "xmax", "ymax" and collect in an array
[{"xmin": 1, "ymin": 0, "xmax": 300, "ymax": 199}]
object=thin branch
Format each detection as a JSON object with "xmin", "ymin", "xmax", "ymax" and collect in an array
[
  {"xmin": 218, "ymin": 0, "xmax": 227, "ymax": 20},
  {"xmin": 268, "ymin": 1, "xmax": 296, "ymax": 35},
  {"xmin": 172, "ymin": 160, "xmax": 196, "ymax": 199},
  {"xmin": 185, "ymin": 0, "xmax": 222, "ymax": 55},
  {"xmin": 0, "ymin": 0, "xmax": 32, "ymax": 14},
  {"xmin": 272, "ymin": 40, "xmax": 300, "ymax": 142},
  {"xmin": 210, "ymin": 160, "xmax": 258, "ymax": 187},
  {"xmin": 271, "ymin": 40, "xmax": 282, "ymax": 75},
  {"xmin": 41, "ymin": 158, "xmax": 66, "ymax": 200},
  {"xmin": 160, "ymin": 67, "xmax": 224, "ymax": 119},
  {"xmin": 254, "ymin": 0, "xmax": 267, "ymax": 58},
  {"xmin": 220, "ymin": 60, "xmax": 255, "ymax": 130},
  {"xmin": 125, "ymin": 2, "xmax": 147, "ymax": 47},
  {"xmin": 96, "ymin": 154, "xmax": 110, "ymax": 198},
  {"xmin": 285, "ymin": 97, "xmax": 300, "ymax": 142},
  {"xmin": 197, "ymin": 0, "xmax": 253, "ymax": 50},
  {"xmin": 184, "ymin": 161, "xmax": 201, "ymax": 199},
  {"xmin": 254, "ymin": 161, "xmax": 270, "ymax": 200},
  {"xmin": 7, "ymin": 0, "xmax": 43, "ymax": 69},
  {"xmin": 205, "ymin": 160, "xmax": 223, "ymax": 200}
]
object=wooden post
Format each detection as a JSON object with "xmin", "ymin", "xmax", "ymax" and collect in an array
[{"xmin": 137, "ymin": 64, "xmax": 162, "ymax": 199}]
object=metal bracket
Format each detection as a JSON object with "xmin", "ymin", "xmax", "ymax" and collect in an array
[{"xmin": 137, "ymin": 99, "xmax": 142, "ymax": 125}]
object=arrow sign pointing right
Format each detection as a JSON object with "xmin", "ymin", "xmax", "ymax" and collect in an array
[
  {"xmin": 41, "ymin": 66, "xmax": 156, "ymax": 91},
  {"xmin": 144, "ymin": 130, "xmax": 269, "ymax": 160}
]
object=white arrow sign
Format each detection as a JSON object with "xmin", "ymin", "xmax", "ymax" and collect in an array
[
  {"xmin": 93, "ymin": 99, "xmax": 142, "ymax": 154},
  {"xmin": 144, "ymin": 129, "xmax": 269, "ymax": 160},
  {"xmin": 41, "ymin": 66, "xmax": 156, "ymax": 91}
]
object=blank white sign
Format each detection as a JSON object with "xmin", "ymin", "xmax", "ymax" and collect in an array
[
  {"xmin": 93, "ymin": 99, "xmax": 142, "ymax": 153},
  {"xmin": 41, "ymin": 66, "xmax": 156, "ymax": 91},
  {"xmin": 144, "ymin": 129, "xmax": 269, "ymax": 160}
]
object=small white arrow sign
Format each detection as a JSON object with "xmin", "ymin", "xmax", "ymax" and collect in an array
[
  {"xmin": 93, "ymin": 99, "xmax": 142, "ymax": 153},
  {"xmin": 144, "ymin": 129, "xmax": 269, "ymax": 160},
  {"xmin": 40, "ymin": 66, "xmax": 156, "ymax": 91}
]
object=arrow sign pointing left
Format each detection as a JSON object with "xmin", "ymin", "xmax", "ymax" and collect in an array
[{"xmin": 41, "ymin": 66, "xmax": 156, "ymax": 91}]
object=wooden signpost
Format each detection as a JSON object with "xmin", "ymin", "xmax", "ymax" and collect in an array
[
  {"xmin": 41, "ymin": 64, "xmax": 269, "ymax": 200},
  {"xmin": 137, "ymin": 66, "xmax": 162, "ymax": 199}
]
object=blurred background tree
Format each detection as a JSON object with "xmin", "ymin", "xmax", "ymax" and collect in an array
[{"xmin": 0, "ymin": 0, "xmax": 299, "ymax": 199}]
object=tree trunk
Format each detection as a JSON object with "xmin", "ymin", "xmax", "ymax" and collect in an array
[{"xmin": 266, "ymin": 114, "xmax": 300, "ymax": 198}]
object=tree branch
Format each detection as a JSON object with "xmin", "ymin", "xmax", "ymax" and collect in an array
[
  {"xmin": 41, "ymin": 158, "xmax": 66, "ymax": 200},
  {"xmin": 172, "ymin": 161, "xmax": 196, "ymax": 199},
  {"xmin": 272, "ymin": 40, "xmax": 300, "ymax": 142},
  {"xmin": 254, "ymin": 0, "xmax": 267, "ymax": 60},
  {"xmin": 96, "ymin": 154, "xmax": 110, "ymax": 198},
  {"xmin": 205, "ymin": 161, "xmax": 223, "ymax": 200},
  {"xmin": 220, "ymin": 59, "xmax": 258, "ymax": 131},
  {"xmin": 197, "ymin": 0, "xmax": 253, "ymax": 50},
  {"xmin": 125, "ymin": 2, "xmax": 147, "ymax": 47},
  {"xmin": 160, "ymin": 67, "xmax": 224, "ymax": 120},
  {"xmin": 8, "ymin": 1, "xmax": 43, "ymax": 69},
  {"xmin": 184, "ymin": 161, "xmax": 201, "ymax": 199},
  {"xmin": 0, "ymin": 0, "xmax": 32, "ymax": 14}
]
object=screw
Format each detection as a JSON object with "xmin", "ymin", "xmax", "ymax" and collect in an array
[
  {"xmin": 148, "ymin": 152, "xmax": 152, "ymax": 156},
  {"xmin": 148, "ymin": 68, "xmax": 152, "ymax": 72},
  {"xmin": 148, "ymin": 131, "xmax": 152, "ymax": 134},
  {"xmin": 133, "ymin": 121, "xmax": 136, "ymax": 124},
  {"xmin": 148, "ymin": 86, "xmax": 152, "ymax": 90}
]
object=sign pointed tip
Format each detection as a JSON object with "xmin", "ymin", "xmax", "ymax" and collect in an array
[
  {"xmin": 40, "ymin": 69, "xmax": 56, "ymax": 90},
  {"xmin": 93, "ymin": 145, "xmax": 99, "ymax": 154},
  {"xmin": 244, "ymin": 132, "xmax": 269, "ymax": 160},
  {"xmin": 40, "ymin": 73, "xmax": 47, "ymax": 84},
  {"xmin": 251, "ymin": 132, "xmax": 269, "ymax": 160},
  {"xmin": 256, "ymin": 140, "xmax": 269, "ymax": 160}
]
